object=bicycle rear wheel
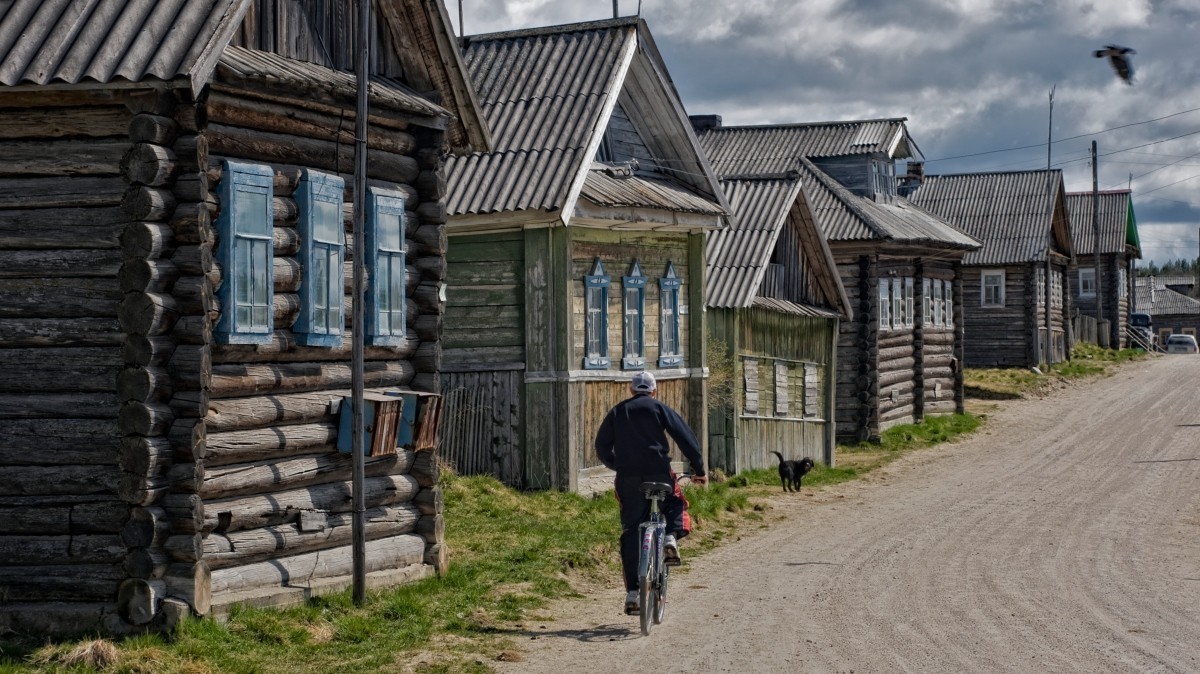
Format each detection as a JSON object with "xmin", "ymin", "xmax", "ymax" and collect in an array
[
  {"xmin": 639, "ymin": 571, "xmax": 653, "ymax": 635},
  {"xmin": 653, "ymin": 563, "xmax": 668, "ymax": 625}
]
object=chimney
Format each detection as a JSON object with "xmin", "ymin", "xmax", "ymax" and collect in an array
[
  {"xmin": 689, "ymin": 114, "xmax": 723, "ymax": 134},
  {"xmin": 897, "ymin": 161, "xmax": 925, "ymax": 197}
]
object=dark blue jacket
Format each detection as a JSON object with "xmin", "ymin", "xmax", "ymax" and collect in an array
[{"xmin": 594, "ymin": 393, "xmax": 705, "ymax": 478}]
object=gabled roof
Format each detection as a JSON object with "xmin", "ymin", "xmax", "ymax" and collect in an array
[
  {"xmin": 700, "ymin": 118, "xmax": 918, "ymax": 175},
  {"xmin": 1134, "ymin": 278, "xmax": 1200, "ymax": 316},
  {"xmin": 1064, "ymin": 190, "xmax": 1140, "ymax": 258},
  {"xmin": 0, "ymin": 0, "xmax": 489, "ymax": 150},
  {"xmin": 795, "ymin": 158, "xmax": 980, "ymax": 248},
  {"xmin": 445, "ymin": 17, "xmax": 727, "ymax": 226},
  {"xmin": 706, "ymin": 172, "xmax": 850, "ymax": 317},
  {"xmin": 909, "ymin": 169, "xmax": 1074, "ymax": 265}
]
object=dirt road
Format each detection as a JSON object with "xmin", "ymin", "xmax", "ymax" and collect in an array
[{"xmin": 498, "ymin": 356, "xmax": 1200, "ymax": 673}]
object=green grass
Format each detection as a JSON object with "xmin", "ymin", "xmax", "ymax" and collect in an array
[
  {"xmin": 965, "ymin": 343, "xmax": 1146, "ymax": 398},
  {"xmin": 1, "ymin": 413, "xmax": 987, "ymax": 674}
]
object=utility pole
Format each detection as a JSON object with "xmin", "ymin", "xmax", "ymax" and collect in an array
[
  {"xmin": 351, "ymin": 0, "xmax": 371, "ymax": 607},
  {"xmin": 1040, "ymin": 85, "xmax": 1055, "ymax": 365},
  {"xmin": 1092, "ymin": 141, "xmax": 1103, "ymax": 326}
]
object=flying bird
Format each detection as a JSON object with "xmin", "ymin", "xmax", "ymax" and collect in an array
[{"xmin": 1094, "ymin": 44, "xmax": 1136, "ymax": 85}]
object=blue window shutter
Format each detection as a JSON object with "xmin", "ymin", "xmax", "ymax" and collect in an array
[
  {"xmin": 622, "ymin": 259, "xmax": 647, "ymax": 370},
  {"xmin": 296, "ymin": 170, "xmax": 346, "ymax": 347},
  {"xmin": 583, "ymin": 258, "xmax": 611, "ymax": 369},
  {"xmin": 366, "ymin": 187, "xmax": 407, "ymax": 347},
  {"xmin": 658, "ymin": 261, "xmax": 683, "ymax": 368},
  {"xmin": 215, "ymin": 161, "xmax": 274, "ymax": 344}
]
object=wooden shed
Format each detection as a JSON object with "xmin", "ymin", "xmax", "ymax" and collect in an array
[
  {"xmin": 0, "ymin": 0, "xmax": 488, "ymax": 634},
  {"xmin": 1065, "ymin": 190, "xmax": 1141, "ymax": 347},
  {"xmin": 440, "ymin": 18, "xmax": 729, "ymax": 492},
  {"xmin": 697, "ymin": 163, "xmax": 852, "ymax": 472},
  {"xmin": 910, "ymin": 170, "xmax": 1076, "ymax": 367},
  {"xmin": 698, "ymin": 119, "xmax": 980, "ymax": 443},
  {"xmin": 1135, "ymin": 277, "xmax": 1200, "ymax": 341}
]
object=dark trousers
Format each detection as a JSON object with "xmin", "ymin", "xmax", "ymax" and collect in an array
[{"xmin": 614, "ymin": 472, "xmax": 690, "ymax": 592}]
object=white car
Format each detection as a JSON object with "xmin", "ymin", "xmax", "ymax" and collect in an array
[{"xmin": 1164, "ymin": 334, "xmax": 1199, "ymax": 354}]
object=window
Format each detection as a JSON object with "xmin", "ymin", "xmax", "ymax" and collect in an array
[
  {"xmin": 923, "ymin": 278, "xmax": 932, "ymax": 326},
  {"xmin": 891, "ymin": 277, "xmax": 903, "ymax": 330},
  {"xmin": 1037, "ymin": 267, "xmax": 1046, "ymax": 307},
  {"xmin": 622, "ymin": 260, "xmax": 647, "ymax": 369},
  {"xmin": 1079, "ymin": 267, "xmax": 1096, "ymax": 298},
  {"xmin": 743, "ymin": 358, "xmax": 759, "ymax": 415},
  {"xmin": 904, "ymin": 277, "xmax": 914, "ymax": 328},
  {"xmin": 879, "ymin": 279, "xmax": 891, "ymax": 330},
  {"xmin": 774, "ymin": 361, "xmax": 789, "ymax": 416},
  {"xmin": 982, "ymin": 270, "xmax": 1005, "ymax": 307},
  {"xmin": 295, "ymin": 170, "xmax": 345, "ymax": 346},
  {"xmin": 584, "ymin": 258, "xmax": 611, "ymax": 369},
  {"xmin": 1051, "ymin": 270, "xmax": 1063, "ymax": 308},
  {"xmin": 365, "ymin": 187, "xmax": 406, "ymax": 346},
  {"xmin": 945, "ymin": 280, "xmax": 954, "ymax": 328},
  {"xmin": 658, "ymin": 262, "xmax": 682, "ymax": 368},
  {"xmin": 933, "ymin": 280, "xmax": 943, "ymax": 326},
  {"xmin": 216, "ymin": 161, "xmax": 274, "ymax": 344},
  {"xmin": 1119, "ymin": 267, "xmax": 1128, "ymax": 298}
]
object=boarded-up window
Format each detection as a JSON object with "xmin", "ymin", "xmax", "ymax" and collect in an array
[
  {"xmin": 804, "ymin": 363, "xmax": 820, "ymax": 418},
  {"xmin": 743, "ymin": 358, "xmax": 759, "ymax": 415},
  {"xmin": 774, "ymin": 361, "xmax": 789, "ymax": 416}
]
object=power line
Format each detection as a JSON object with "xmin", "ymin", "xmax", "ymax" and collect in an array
[{"xmin": 924, "ymin": 104, "xmax": 1200, "ymax": 163}]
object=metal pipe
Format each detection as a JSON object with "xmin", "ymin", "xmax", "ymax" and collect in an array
[{"xmin": 351, "ymin": 0, "xmax": 371, "ymax": 607}]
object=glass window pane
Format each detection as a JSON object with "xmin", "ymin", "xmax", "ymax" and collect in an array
[
  {"xmin": 315, "ymin": 199, "xmax": 342, "ymax": 243},
  {"xmin": 236, "ymin": 244, "xmax": 253, "ymax": 305},
  {"xmin": 235, "ymin": 189, "xmax": 270, "ymax": 236},
  {"xmin": 252, "ymin": 241, "xmax": 270, "ymax": 305},
  {"xmin": 314, "ymin": 248, "xmax": 329, "ymax": 309},
  {"xmin": 390, "ymin": 256, "xmax": 405, "ymax": 311},
  {"xmin": 378, "ymin": 211, "xmax": 402, "ymax": 251}
]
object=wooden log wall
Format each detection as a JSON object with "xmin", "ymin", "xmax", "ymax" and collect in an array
[
  {"xmin": 182, "ymin": 84, "xmax": 449, "ymax": 612},
  {"xmin": 833, "ymin": 255, "xmax": 879, "ymax": 442},
  {"xmin": 961, "ymin": 265, "xmax": 1031, "ymax": 367},
  {"xmin": 0, "ymin": 93, "xmax": 136, "ymax": 633},
  {"xmin": 921, "ymin": 262, "xmax": 959, "ymax": 417},
  {"xmin": 442, "ymin": 231, "xmax": 525, "ymax": 366}
]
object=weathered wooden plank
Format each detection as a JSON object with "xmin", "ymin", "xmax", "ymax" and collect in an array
[
  {"xmin": 0, "ymin": 206, "xmax": 126, "ymax": 250},
  {"xmin": 0, "ymin": 277, "xmax": 121, "ymax": 318},
  {"xmin": 211, "ymin": 330, "xmax": 416, "ymax": 364},
  {"xmin": 445, "ymin": 238, "xmax": 523, "ymax": 263},
  {"xmin": 205, "ymin": 391, "xmax": 345, "ymax": 433},
  {"xmin": 0, "ymin": 565, "xmax": 125, "ymax": 602},
  {"xmin": 443, "ymin": 326, "xmax": 522, "ymax": 350},
  {"xmin": 206, "ymin": 123, "xmax": 419, "ymax": 185},
  {"xmin": 208, "ymin": 534, "xmax": 424, "ymax": 596},
  {"xmin": 200, "ymin": 504, "xmax": 421, "ymax": 570},
  {"xmin": 0, "ymin": 500, "xmax": 126, "ymax": 535},
  {"xmin": 0, "ymin": 393, "xmax": 118, "ymax": 420},
  {"xmin": 205, "ymin": 423, "xmax": 338, "ymax": 466},
  {"xmin": 0, "ymin": 176, "xmax": 126, "ymax": 209},
  {"xmin": 443, "ymin": 304, "xmax": 522, "ymax": 331},
  {"xmin": 0, "ymin": 106, "xmax": 129, "ymax": 138},
  {"xmin": 0, "ymin": 138, "xmax": 128, "ymax": 177},
  {"xmin": 0, "ymin": 347, "xmax": 121, "ymax": 393},
  {"xmin": 442, "ymin": 345, "xmax": 524, "ymax": 365},
  {"xmin": 209, "ymin": 360, "xmax": 415, "ymax": 398},
  {"xmin": 445, "ymin": 284, "xmax": 522, "ymax": 307},
  {"xmin": 194, "ymin": 451, "xmax": 414, "ymax": 500},
  {"xmin": 0, "ymin": 535, "xmax": 125, "ymax": 565}
]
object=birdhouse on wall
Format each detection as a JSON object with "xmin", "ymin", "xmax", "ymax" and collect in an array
[{"xmin": 337, "ymin": 392, "xmax": 444, "ymax": 455}]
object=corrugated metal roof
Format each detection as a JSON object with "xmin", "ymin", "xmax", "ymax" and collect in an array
[
  {"xmin": 1147, "ymin": 275, "xmax": 1195, "ymax": 290},
  {"xmin": 1134, "ymin": 280, "xmax": 1200, "ymax": 316},
  {"xmin": 699, "ymin": 119, "xmax": 911, "ymax": 175},
  {"xmin": 909, "ymin": 170, "xmax": 1065, "ymax": 265},
  {"xmin": 0, "ymin": 0, "xmax": 248, "ymax": 90},
  {"xmin": 1064, "ymin": 190, "xmax": 1132, "ymax": 256},
  {"xmin": 751, "ymin": 296, "xmax": 840, "ymax": 318},
  {"xmin": 797, "ymin": 158, "xmax": 979, "ymax": 248},
  {"xmin": 705, "ymin": 175, "xmax": 800, "ymax": 308},
  {"xmin": 581, "ymin": 168, "xmax": 725, "ymax": 215},
  {"xmin": 445, "ymin": 19, "xmax": 634, "ymax": 216},
  {"xmin": 217, "ymin": 45, "xmax": 448, "ymax": 119}
]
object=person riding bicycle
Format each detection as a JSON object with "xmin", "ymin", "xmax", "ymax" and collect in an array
[{"xmin": 594, "ymin": 371, "xmax": 707, "ymax": 614}]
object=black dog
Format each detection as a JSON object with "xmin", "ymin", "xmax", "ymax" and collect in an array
[{"xmin": 771, "ymin": 451, "xmax": 815, "ymax": 492}]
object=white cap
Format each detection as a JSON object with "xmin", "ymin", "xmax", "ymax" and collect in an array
[{"xmin": 630, "ymin": 371, "xmax": 657, "ymax": 393}]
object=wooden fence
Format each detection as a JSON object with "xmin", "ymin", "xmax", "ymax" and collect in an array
[{"xmin": 1072, "ymin": 314, "xmax": 1111, "ymax": 348}]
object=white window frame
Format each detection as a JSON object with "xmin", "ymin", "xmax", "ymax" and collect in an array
[
  {"xmin": 945, "ymin": 280, "xmax": 954, "ymax": 329},
  {"xmin": 904, "ymin": 277, "xmax": 914, "ymax": 328},
  {"xmin": 879, "ymin": 279, "xmax": 891, "ymax": 330},
  {"xmin": 658, "ymin": 262, "xmax": 683, "ymax": 368},
  {"xmin": 891, "ymin": 277, "xmax": 903, "ymax": 330},
  {"xmin": 982, "ymin": 269, "xmax": 1006, "ymax": 307},
  {"xmin": 1118, "ymin": 267, "xmax": 1128, "ymax": 299},
  {"xmin": 583, "ymin": 258, "xmax": 611, "ymax": 369},
  {"xmin": 1079, "ymin": 267, "xmax": 1096, "ymax": 298},
  {"xmin": 622, "ymin": 260, "xmax": 647, "ymax": 370}
]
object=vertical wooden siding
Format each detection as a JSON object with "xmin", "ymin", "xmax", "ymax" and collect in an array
[
  {"xmin": 439, "ymin": 370, "xmax": 523, "ymax": 486},
  {"xmin": 444, "ymin": 231, "xmax": 525, "ymax": 366},
  {"xmin": 575, "ymin": 377, "xmax": 693, "ymax": 470}
]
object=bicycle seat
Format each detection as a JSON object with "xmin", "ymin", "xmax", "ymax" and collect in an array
[{"xmin": 640, "ymin": 482, "xmax": 674, "ymax": 497}]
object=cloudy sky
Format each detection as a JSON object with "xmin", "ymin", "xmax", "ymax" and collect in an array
[{"xmin": 449, "ymin": 0, "xmax": 1200, "ymax": 266}]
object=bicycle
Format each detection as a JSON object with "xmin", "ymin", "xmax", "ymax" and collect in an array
[{"xmin": 636, "ymin": 480, "xmax": 675, "ymax": 636}]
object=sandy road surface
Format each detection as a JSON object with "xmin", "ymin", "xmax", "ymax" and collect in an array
[{"xmin": 497, "ymin": 356, "xmax": 1200, "ymax": 673}]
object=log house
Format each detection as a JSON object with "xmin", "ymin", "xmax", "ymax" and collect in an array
[
  {"xmin": 1065, "ymin": 190, "xmax": 1141, "ymax": 347},
  {"xmin": 1134, "ymin": 278, "xmax": 1200, "ymax": 341},
  {"xmin": 700, "ymin": 164, "xmax": 853, "ymax": 472},
  {"xmin": 910, "ymin": 170, "xmax": 1076, "ymax": 367},
  {"xmin": 698, "ymin": 119, "xmax": 980, "ymax": 443},
  {"xmin": 440, "ymin": 18, "xmax": 730, "ymax": 491},
  {"xmin": 0, "ymin": 0, "xmax": 487, "ymax": 634}
]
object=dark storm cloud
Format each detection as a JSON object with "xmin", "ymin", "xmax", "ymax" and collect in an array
[{"xmin": 453, "ymin": 0, "xmax": 1200, "ymax": 262}]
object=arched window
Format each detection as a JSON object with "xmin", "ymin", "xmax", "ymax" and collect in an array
[
  {"xmin": 622, "ymin": 260, "xmax": 647, "ymax": 369},
  {"xmin": 658, "ymin": 262, "xmax": 683, "ymax": 368}
]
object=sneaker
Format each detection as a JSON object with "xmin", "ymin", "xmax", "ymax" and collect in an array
[
  {"xmin": 664, "ymin": 534, "xmax": 681, "ymax": 566},
  {"xmin": 624, "ymin": 590, "xmax": 639, "ymax": 614}
]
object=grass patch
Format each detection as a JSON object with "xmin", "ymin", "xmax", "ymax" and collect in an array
[{"xmin": 965, "ymin": 343, "xmax": 1146, "ymax": 399}]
